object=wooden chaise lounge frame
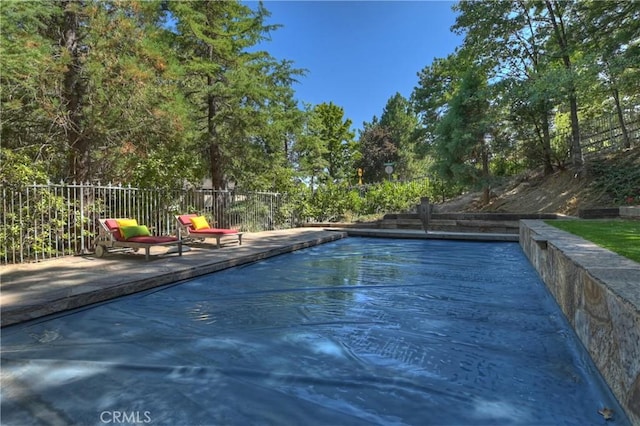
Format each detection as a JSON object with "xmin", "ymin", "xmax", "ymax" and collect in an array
[
  {"xmin": 175, "ymin": 214, "xmax": 243, "ymax": 249},
  {"xmin": 95, "ymin": 218, "xmax": 182, "ymax": 260}
]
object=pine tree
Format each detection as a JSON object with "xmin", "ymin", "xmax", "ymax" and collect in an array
[
  {"xmin": 434, "ymin": 68, "xmax": 492, "ymax": 203},
  {"xmin": 169, "ymin": 0, "xmax": 302, "ymax": 189}
]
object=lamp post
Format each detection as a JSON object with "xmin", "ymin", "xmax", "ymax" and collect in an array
[{"xmin": 383, "ymin": 162, "xmax": 394, "ymax": 181}]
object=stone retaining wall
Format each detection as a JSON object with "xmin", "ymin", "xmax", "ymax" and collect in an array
[
  {"xmin": 620, "ymin": 206, "xmax": 640, "ymax": 219},
  {"xmin": 520, "ymin": 220, "xmax": 640, "ymax": 424}
]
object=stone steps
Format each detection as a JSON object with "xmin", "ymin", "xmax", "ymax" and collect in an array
[
  {"xmin": 382, "ymin": 209, "xmax": 561, "ymax": 234},
  {"xmin": 429, "ymin": 219, "xmax": 520, "ymax": 234},
  {"xmin": 380, "ymin": 218, "xmax": 521, "ymax": 234},
  {"xmin": 578, "ymin": 207, "xmax": 621, "ymax": 218},
  {"xmin": 379, "ymin": 218, "xmax": 423, "ymax": 229}
]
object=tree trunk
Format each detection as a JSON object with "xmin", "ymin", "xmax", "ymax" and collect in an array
[
  {"xmin": 545, "ymin": 0, "xmax": 583, "ymax": 167},
  {"xmin": 61, "ymin": 0, "xmax": 89, "ymax": 182},
  {"xmin": 612, "ymin": 88, "xmax": 631, "ymax": 149},
  {"xmin": 481, "ymin": 137, "xmax": 490, "ymax": 205},
  {"xmin": 568, "ymin": 92, "xmax": 582, "ymax": 167},
  {"xmin": 208, "ymin": 139, "xmax": 223, "ymax": 190},
  {"xmin": 540, "ymin": 111, "xmax": 554, "ymax": 175},
  {"xmin": 523, "ymin": 7, "xmax": 553, "ymax": 175},
  {"xmin": 207, "ymin": 46, "xmax": 224, "ymax": 190}
]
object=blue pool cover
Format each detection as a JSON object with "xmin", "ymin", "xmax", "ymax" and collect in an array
[{"xmin": 1, "ymin": 238, "xmax": 629, "ymax": 425}]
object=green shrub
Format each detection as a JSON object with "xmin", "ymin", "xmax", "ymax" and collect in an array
[
  {"xmin": 292, "ymin": 179, "xmax": 434, "ymax": 223},
  {"xmin": 590, "ymin": 153, "xmax": 640, "ymax": 204}
]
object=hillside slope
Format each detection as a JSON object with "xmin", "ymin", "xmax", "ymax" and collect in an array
[{"xmin": 435, "ymin": 146, "xmax": 640, "ymax": 215}]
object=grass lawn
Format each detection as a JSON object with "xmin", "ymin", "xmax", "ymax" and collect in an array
[{"xmin": 545, "ymin": 219, "xmax": 640, "ymax": 263}]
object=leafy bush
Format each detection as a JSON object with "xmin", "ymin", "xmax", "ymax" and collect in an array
[
  {"xmin": 1, "ymin": 149, "xmax": 82, "ymax": 261},
  {"xmin": 301, "ymin": 182, "xmax": 361, "ymax": 222},
  {"xmin": 0, "ymin": 148, "xmax": 48, "ymax": 187},
  {"xmin": 1, "ymin": 186, "xmax": 86, "ymax": 261},
  {"xmin": 291, "ymin": 179, "xmax": 435, "ymax": 223},
  {"xmin": 589, "ymin": 150, "xmax": 640, "ymax": 204},
  {"xmin": 360, "ymin": 180, "xmax": 429, "ymax": 214}
]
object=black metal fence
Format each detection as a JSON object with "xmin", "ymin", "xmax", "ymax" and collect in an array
[
  {"xmin": 581, "ymin": 110, "xmax": 640, "ymax": 153},
  {"xmin": 1, "ymin": 182, "xmax": 295, "ymax": 264},
  {"xmin": 555, "ymin": 110, "xmax": 640, "ymax": 157}
]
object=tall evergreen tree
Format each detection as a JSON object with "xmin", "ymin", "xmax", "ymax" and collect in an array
[
  {"xmin": 85, "ymin": 0, "xmax": 197, "ymax": 187},
  {"xmin": 295, "ymin": 104, "xmax": 330, "ymax": 191},
  {"xmin": 1, "ymin": 0, "xmax": 60, "ymax": 175},
  {"xmin": 434, "ymin": 68, "xmax": 492, "ymax": 203},
  {"xmin": 169, "ymin": 0, "xmax": 302, "ymax": 190},
  {"xmin": 357, "ymin": 118, "xmax": 397, "ymax": 183},
  {"xmin": 1, "ymin": 0, "xmax": 196, "ymax": 186},
  {"xmin": 378, "ymin": 93, "xmax": 423, "ymax": 180},
  {"xmin": 314, "ymin": 102, "xmax": 356, "ymax": 183},
  {"xmin": 412, "ymin": 54, "xmax": 462, "ymax": 152},
  {"xmin": 294, "ymin": 102, "xmax": 356, "ymax": 188}
]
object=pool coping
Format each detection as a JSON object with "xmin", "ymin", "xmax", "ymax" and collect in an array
[
  {"xmin": 520, "ymin": 220, "xmax": 640, "ymax": 425},
  {"xmin": 324, "ymin": 227, "xmax": 519, "ymax": 242}
]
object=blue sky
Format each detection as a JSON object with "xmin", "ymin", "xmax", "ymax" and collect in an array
[{"xmin": 257, "ymin": 1, "xmax": 463, "ymax": 134}]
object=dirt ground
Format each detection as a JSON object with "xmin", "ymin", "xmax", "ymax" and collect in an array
[{"xmin": 434, "ymin": 146, "xmax": 639, "ymax": 216}]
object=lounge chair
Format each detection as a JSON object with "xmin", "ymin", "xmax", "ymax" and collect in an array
[
  {"xmin": 95, "ymin": 218, "xmax": 182, "ymax": 260},
  {"xmin": 176, "ymin": 214, "xmax": 243, "ymax": 248}
]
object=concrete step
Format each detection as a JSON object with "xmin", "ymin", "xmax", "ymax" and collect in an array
[
  {"xmin": 429, "ymin": 224, "xmax": 520, "ymax": 234},
  {"xmin": 379, "ymin": 219, "xmax": 423, "ymax": 229},
  {"xmin": 434, "ymin": 219, "xmax": 521, "ymax": 229},
  {"xmin": 620, "ymin": 206, "xmax": 640, "ymax": 218},
  {"xmin": 381, "ymin": 214, "xmax": 523, "ymax": 234},
  {"xmin": 578, "ymin": 207, "xmax": 620, "ymax": 219}
]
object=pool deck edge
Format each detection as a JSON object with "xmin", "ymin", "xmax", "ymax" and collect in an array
[
  {"xmin": 520, "ymin": 220, "xmax": 640, "ymax": 425},
  {"xmin": 325, "ymin": 227, "xmax": 519, "ymax": 242},
  {"xmin": 0, "ymin": 228, "xmax": 346, "ymax": 328}
]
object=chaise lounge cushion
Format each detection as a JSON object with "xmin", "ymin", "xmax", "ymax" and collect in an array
[
  {"xmin": 125, "ymin": 235, "xmax": 178, "ymax": 244},
  {"xmin": 104, "ymin": 219, "xmax": 179, "ymax": 243},
  {"xmin": 177, "ymin": 214, "xmax": 240, "ymax": 237},
  {"xmin": 177, "ymin": 214, "xmax": 198, "ymax": 227},
  {"xmin": 105, "ymin": 219, "xmax": 126, "ymax": 241},
  {"xmin": 190, "ymin": 228, "xmax": 239, "ymax": 235},
  {"xmin": 120, "ymin": 225, "xmax": 152, "ymax": 239},
  {"xmin": 178, "ymin": 214, "xmax": 239, "ymax": 234}
]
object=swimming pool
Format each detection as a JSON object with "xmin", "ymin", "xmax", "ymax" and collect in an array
[{"xmin": 1, "ymin": 238, "xmax": 629, "ymax": 425}]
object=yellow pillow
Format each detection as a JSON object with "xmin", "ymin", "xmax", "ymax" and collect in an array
[
  {"xmin": 116, "ymin": 218, "xmax": 138, "ymax": 228},
  {"xmin": 116, "ymin": 218, "xmax": 138, "ymax": 238},
  {"xmin": 190, "ymin": 216, "xmax": 210, "ymax": 230}
]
